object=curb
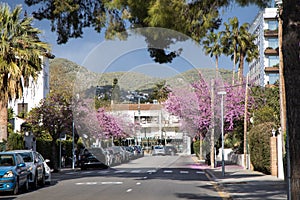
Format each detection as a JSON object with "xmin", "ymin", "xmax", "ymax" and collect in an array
[
  {"xmin": 204, "ymin": 169, "xmax": 233, "ymax": 200},
  {"xmin": 190, "ymin": 156, "xmax": 234, "ymax": 200}
]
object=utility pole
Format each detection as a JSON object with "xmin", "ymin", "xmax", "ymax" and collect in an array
[
  {"xmin": 210, "ymin": 80, "xmax": 215, "ymax": 168},
  {"xmin": 243, "ymin": 74, "xmax": 249, "ymax": 169}
]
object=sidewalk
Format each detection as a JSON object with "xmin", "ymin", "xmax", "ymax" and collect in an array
[{"xmin": 193, "ymin": 157, "xmax": 288, "ymax": 200}]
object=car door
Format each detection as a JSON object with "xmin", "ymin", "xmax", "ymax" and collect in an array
[
  {"xmin": 15, "ymin": 154, "xmax": 28, "ymax": 185},
  {"xmin": 34, "ymin": 152, "xmax": 44, "ymax": 180}
]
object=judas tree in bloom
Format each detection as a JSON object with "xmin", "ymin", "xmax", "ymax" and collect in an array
[
  {"xmin": 26, "ymin": 92, "xmax": 72, "ymax": 171},
  {"xmin": 164, "ymin": 72, "xmax": 254, "ymax": 142},
  {"xmin": 74, "ymin": 98, "xmax": 133, "ymax": 146}
]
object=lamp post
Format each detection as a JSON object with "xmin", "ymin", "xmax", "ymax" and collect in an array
[{"xmin": 218, "ymin": 91, "xmax": 226, "ymax": 177}]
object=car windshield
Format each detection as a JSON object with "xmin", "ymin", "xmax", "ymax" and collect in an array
[
  {"xmin": 18, "ymin": 152, "xmax": 33, "ymax": 162},
  {"xmin": 0, "ymin": 155, "xmax": 15, "ymax": 166}
]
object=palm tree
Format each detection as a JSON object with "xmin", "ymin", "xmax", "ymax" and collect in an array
[
  {"xmin": 0, "ymin": 4, "xmax": 51, "ymax": 142},
  {"xmin": 222, "ymin": 17, "xmax": 240, "ymax": 85},
  {"xmin": 202, "ymin": 31, "xmax": 223, "ymax": 73},
  {"xmin": 222, "ymin": 17, "xmax": 258, "ymax": 84},
  {"xmin": 150, "ymin": 81, "xmax": 170, "ymax": 104},
  {"xmin": 236, "ymin": 27, "xmax": 259, "ymax": 84}
]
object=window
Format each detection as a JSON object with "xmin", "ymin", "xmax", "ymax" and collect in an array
[
  {"xmin": 268, "ymin": 20, "xmax": 278, "ymax": 30},
  {"xmin": 268, "ymin": 55, "xmax": 279, "ymax": 67},
  {"xmin": 17, "ymin": 103, "xmax": 28, "ymax": 118},
  {"xmin": 268, "ymin": 73, "xmax": 279, "ymax": 84},
  {"xmin": 267, "ymin": 38, "xmax": 278, "ymax": 49}
]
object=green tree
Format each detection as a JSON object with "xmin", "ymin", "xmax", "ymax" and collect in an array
[
  {"xmin": 0, "ymin": 4, "xmax": 51, "ymax": 142},
  {"xmin": 202, "ymin": 31, "xmax": 223, "ymax": 72},
  {"xmin": 26, "ymin": 92, "xmax": 73, "ymax": 171},
  {"xmin": 221, "ymin": 17, "xmax": 258, "ymax": 84},
  {"xmin": 149, "ymin": 80, "xmax": 170, "ymax": 103}
]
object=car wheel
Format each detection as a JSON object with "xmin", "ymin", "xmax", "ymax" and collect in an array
[
  {"xmin": 32, "ymin": 173, "xmax": 38, "ymax": 189},
  {"xmin": 23, "ymin": 177, "xmax": 29, "ymax": 192},
  {"xmin": 13, "ymin": 179, "xmax": 19, "ymax": 195},
  {"xmin": 39, "ymin": 173, "xmax": 45, "ymax": 186}
]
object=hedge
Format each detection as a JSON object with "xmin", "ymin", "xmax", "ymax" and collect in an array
[{"xmin": 248, "ymin": 122, "xmax": 275, "ymax": 174}]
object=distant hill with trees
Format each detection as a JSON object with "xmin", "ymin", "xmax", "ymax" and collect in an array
[{"xmin": 49, "ymin": 58, "xmax": 232, "ymax": 98}]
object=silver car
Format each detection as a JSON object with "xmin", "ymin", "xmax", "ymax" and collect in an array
[
  {"xmin": 8, "ymin": 150, "xmax": 51, "ymax": 188},
  {"xmin": 152, "ymin": 146, "xmax": 165, "ymax": 156}
]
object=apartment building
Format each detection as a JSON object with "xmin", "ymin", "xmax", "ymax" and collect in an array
[
  {"xmin": 110, "ymin": 103, "xmax": 191, "ymax": 153},
  {"xmin": 248, "ymin": 7, "xmax": 279, "ymax": 87}
]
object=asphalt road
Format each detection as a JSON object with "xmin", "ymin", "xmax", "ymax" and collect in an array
[{"xmin": 1, "ymin": 155, "xmax": 223, "ymax": 200}]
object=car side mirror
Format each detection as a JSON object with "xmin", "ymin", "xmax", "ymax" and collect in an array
[
  {"xmin": 34, "ymin": 158, "xmax": 39, "ymax": 163},
  {"xmin": 18, "ymin": 163, "xmax": 26, "ymax": 167},
  {"xmin": 45, "ymin": 159, "xmax": 50, "ymax": 163}
]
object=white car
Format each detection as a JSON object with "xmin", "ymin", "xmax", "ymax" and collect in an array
[
  {"xmin": 152, "ymin": 146, "xmax": 165, "ymax": 156},
  {"xmin": 37, "ymin": 153, "xmax": 51, "ymax": 185}
]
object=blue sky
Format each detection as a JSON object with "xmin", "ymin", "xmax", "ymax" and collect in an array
[{"xmin": 3, "ymin": 1, "xmax": 262, "ymax": 77}]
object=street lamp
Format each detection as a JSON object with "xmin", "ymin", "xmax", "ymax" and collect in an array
[{"xmin": 218, "ymin": 91, "xmax": 226, "ymax": 177}]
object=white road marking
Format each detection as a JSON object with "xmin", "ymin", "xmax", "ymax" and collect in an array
[
  {"xmin": 75, "ymin": 181, "xmax": 123, "ymax": 185},
  {"xmin": 130, "ymin": 170, "xmax": 141, "ymax": 173},
  {"xmin": 180, "ymin": 171, "xmax": 189, "ymax": 174},
  {"xmin": 126, "ymin": 189, "xmax": 132, "ymax": 193},
  {"xmin": 147, "ymin": 170, "xmax": 157, "ymax": 173},
  {"xmin": 86, "ymin": 182, "xmax": 97, "ymax": 185},
  {"xmin": 163, "ymin": 170, "xmax": 173, "ymax": 173},
  {"xmin": 114, "ymin": 170, "xmax": 126, "ymax": 174},
  {"xmin": 143, "ymin": 176, "xmax": 148, "ymax": 179},
  {"xmin": 98, "ymin": 170, "xmax": 110, "ymax": 174},
  {"xmin": 81, "ymin": 171, "xmax": 93, "ymax": 174},
  {"xmin": 136, "ymin": 182, "xmax": 141, "ymax": 185},
  {"xmin": 196, "ymin": 171, "xmax": 205, "ymax": 174},
  {"xmin": 101, "ymin": 182, "xmax": 123, "ymax": 185}
]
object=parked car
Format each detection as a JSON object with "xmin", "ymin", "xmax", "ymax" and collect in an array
[
  {"xmin": 152, "ymin": 146, "xmax": 165, "ymax": 156},
  {"xmin": 0, "ymin": 152, "xmax": 29, "ymax": 194},
  {"xmin": 36, "ymin": 153, "xmax": 51, "ymax": 184},
  {"xmin": 133, "ymin": 145, "xmax": 144, "ymax": 157},
  {"xmin": 8, "ymin": 150, "xmax": 46, "ymax": 188},
  {"xmin": 80, "ymin": 148, "xmax": 108, "ymax": 170},
  {"xmin": 164, "ymin": 145, "xmax": 177, "ymax": 156}
]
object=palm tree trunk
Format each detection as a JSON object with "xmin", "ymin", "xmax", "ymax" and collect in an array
[
  {"xmin": 232, "ymin": 51, "xmax": 236, "ymax": 85},
  {"xmin": 0, "ymin": 101, "xmax": 8, "ymax": 143},
  {"xmin": 282, "ymin": 1, "xmax": 300, "ymax": 199},
  {"xmin": 238, "ymin": 53, "xmax": 245, "ymax": 84}
]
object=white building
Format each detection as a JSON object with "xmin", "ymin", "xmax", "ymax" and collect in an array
[
  {"xmin": 248, "ymin": 7, "xmax": 279, "ymax": 87},
  {"xmin": 110, "ymin": 103, "xmax": 191, "ymax": 153},
  {"xmin": 8, "ymin": 54, "xmax": 54, "ymax": 133}
]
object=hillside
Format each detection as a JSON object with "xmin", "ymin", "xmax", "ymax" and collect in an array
[{"xmin": 49, "ymin": 58, "xmax": 232, "ymax": 93}]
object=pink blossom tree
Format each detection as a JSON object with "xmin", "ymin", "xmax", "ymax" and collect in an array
[{"xmin": 164, "ymin": 72, "xmax": 254, "ymax": 158}]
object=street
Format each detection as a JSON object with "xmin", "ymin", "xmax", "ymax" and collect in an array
[{"xmin": 0, "ymin": 154, "xmax": 223, "ymax": 200}]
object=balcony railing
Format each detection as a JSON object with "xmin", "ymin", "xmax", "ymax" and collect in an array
[
  {"xmin": 264, "ymin": 29, "xmax": 278, "ymax": 37},
  {"xmin": 264, "ymin": 47, "xmax": 279, "ymax": 55}
]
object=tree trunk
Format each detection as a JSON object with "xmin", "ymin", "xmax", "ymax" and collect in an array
[
  {"xmin": 282, "ymin": 1, "xmax": 300, "ymax": 199},
  {"xmin": 0, "ymin": 100, "xmax": 8, "ymax": 143},
  {"xmin": 238, "ymin": 53, "xmax": 245, "ymax": 84},
  {"xmin": 51, "ymin": 139, "xmax": 58, "ymax": 172},
  {"xmin": 232, "ymin": 51, "xmax": 236, "ymax": 86}
]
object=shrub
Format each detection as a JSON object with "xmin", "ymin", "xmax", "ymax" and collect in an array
[
  {"xmin": 6, "ymin": 133, "xmax": 24, "ymax": 150},
  {"xmin": 248, "ymin": 122, "xmax": 276, "ymax": 174}
]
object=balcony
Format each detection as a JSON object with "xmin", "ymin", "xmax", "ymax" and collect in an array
[
  {"xmin": 264, "ymin": 47, "xmax": 279, "ymax": 55},
  {"xmin": 264, "ymin": 29, "xmax": 278, "ymax": 37},
  {"xmin": 265, "ymin": 66, "xmax": 279, "ymax": 73}
]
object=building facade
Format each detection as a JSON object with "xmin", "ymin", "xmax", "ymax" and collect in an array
[
  {"xmin": 248, "ymin": 7, "xmax": 279, "ymax": 87},
  {"xmin": 110, "ymin": 103, "xmax": 191, "ymax": 154},
  {"xmin": 8, "ymin": 55, "xmax": 53, "ymax": 133}
]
